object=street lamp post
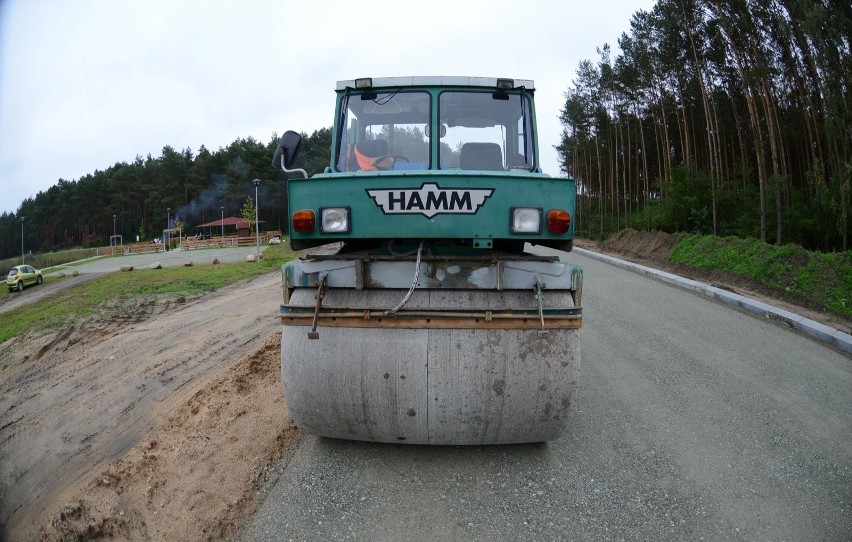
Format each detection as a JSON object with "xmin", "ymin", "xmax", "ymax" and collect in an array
[
  {"xmin": 220, "ymin": 206, "xmax": 225, "ymax": 242},
  {"xmin": 20, "ymin": 217, "xmax": 25, "ymax": 265},
  {"xmin": 112, "ymin": 214, "xmax": 117, "ymax": 253},
  {"xmin": 166, "ymin": 207, "xmax": 171, "ymax": 250},
  {"xmin": 252, "ymin": 179, "xmax": 261, "ymax": 262}
]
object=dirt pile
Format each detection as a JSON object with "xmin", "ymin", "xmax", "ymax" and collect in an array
[
  {"xmin": 600, "ymin": 229, "xmax": 678, "ymax": 262},
  {"xmin": 39, "ymin": 333, "xmax": 303, "ymax": 541}
]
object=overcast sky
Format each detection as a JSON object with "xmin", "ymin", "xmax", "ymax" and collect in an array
[{"xmin": 0, "ymin": 0, "xmax": 654, "ymax": 215}]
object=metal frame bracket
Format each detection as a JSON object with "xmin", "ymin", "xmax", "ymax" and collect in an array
[{"xmin": 308, "ymin": 273, "xmax": 328, "ymax": 340}]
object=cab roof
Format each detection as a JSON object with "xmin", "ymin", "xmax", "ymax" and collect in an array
[{"xmin": 335, "ymin": 76, "xmax": 535, "ymax": 91}]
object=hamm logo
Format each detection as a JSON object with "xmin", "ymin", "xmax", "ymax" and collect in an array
[{"xmin": 366, "ymin": 183, "xmax": 494, "ymax": 218}]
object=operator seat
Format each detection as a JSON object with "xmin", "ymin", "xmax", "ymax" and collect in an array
[
  {"xmin": 354, "ymin": 139, "xmax": 390, "ymax": 170},
  {"xmin": 459, "ymin": 142, "xmax": 504, "ymax": 171}
]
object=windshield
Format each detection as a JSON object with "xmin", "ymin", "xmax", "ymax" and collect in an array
[
  {"xmin": 439, "ymin": 91, "xmax": 534, "ymax": 171},
  {"xmin": 336, "ymin": 91, "xmax": 430, "ymax": 172},
  {"xmin": 334, "ymin": 88, "xmax": 535, "ymax": 172}
]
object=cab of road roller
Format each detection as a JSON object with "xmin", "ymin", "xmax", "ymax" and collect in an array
[
  {"xmin": 274, "ymin": 77, "xmax": 583, "ymax": 445},
  {"xmin": 280, "ymin": 76, "xmax": 575, "ymax": 253}
]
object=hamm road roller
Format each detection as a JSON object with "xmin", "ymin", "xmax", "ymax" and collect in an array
[{"xmin": 273, "ymin": 76, "xmax": 582, "ymax": 445}]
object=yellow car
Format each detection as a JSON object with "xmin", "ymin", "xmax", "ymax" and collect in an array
[{"xmin": 6, "ymin": 265, "xmax": 43, "ymax": 292}]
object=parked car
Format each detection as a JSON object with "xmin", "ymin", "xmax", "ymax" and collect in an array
[{"xmin": 6, "ymin": 265, "xmax": 43, "ymax": 292}]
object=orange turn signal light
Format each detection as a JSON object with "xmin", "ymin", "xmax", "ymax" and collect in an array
[
  {"xmin": 292, "ymin": 209, "xmax": 316, "ymax": 233},
  {"xmin": 546, "ymin": 209, "xmax": 571, "ymax": 234}
]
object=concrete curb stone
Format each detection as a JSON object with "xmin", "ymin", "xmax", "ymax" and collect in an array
[{"xmin": 573, "ymin": 247, "xmax": 852, "ymax": 356}]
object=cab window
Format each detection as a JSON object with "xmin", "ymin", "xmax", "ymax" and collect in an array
[
  {"xmin": 438, "ymin": 91, "xmax": 534, "ymax": 171},
  {"xmin": 336, "ymin": 91, "xmax": 430, "ymax": 172}
]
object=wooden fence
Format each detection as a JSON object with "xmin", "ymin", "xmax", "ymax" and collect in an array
[
  {"xmin": 95, "ymin": 232, "xmax": 283, "ymax": 256},
  {"xmin": 181, "ymin": 232, "xmax": 283, "ymax": 250}
]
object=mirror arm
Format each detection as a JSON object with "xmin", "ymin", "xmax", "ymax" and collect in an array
[{"xmin": 280, "ymin": 154, "xmax": 308, "ymax": 179}]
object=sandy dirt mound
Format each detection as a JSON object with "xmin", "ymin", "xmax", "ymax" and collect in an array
[
  {"xmin": 600, "ymin": 228, "xmax": 678, "ymax": 262},
  {"xmin": 0, "ymin": 271, "xmax": 295, "ymax": 541},
  {"xmin": 38, "ymin": 333, "xmax": 302, "ymax": 541}
]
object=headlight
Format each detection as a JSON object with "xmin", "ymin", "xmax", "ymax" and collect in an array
[
  {"xmin": 511, "ymin": 207, "xmax": 541, "ymax": 234},
  {"xmin": 320, "ymin": 207, "xmax": 350, "ymax": 233}
]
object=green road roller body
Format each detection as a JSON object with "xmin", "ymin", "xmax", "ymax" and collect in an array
[{"xmin": 274, "ymin": 77, "xmax": 583, "ymax": 445}]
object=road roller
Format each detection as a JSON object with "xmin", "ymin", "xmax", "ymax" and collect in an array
[{"xmin": 273, "ymin": 76, "xmax": 582, "ymax": 445}]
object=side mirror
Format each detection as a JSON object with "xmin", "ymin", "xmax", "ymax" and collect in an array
[{"xmin": 272, "ymin": 130, "xmax": 302, "ymax": 169}]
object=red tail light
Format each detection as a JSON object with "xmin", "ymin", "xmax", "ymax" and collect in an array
[
  {"xmin": 292, "ymin": 210, "xmax": 316, "ymax": 233},
  {"xmin": 546, "ymin": 209, "xmax": 571, "ymax": 234}
]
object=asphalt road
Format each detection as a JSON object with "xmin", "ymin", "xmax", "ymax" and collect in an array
[{"xmin": 241, "ymin": 250, "xmax": 851, "ymax": 541}]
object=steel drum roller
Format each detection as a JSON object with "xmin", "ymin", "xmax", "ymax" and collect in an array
[{"xmin": 281, "ymin": 288, "xmax": 580, "ymax": 445}]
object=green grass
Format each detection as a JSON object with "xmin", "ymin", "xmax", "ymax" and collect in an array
[
  {"xmin": 0, "ymin": 243, "xmax": 298, "ymax": 344},
  {"xmin": 669, "ymin": 233, "xmax": 852, "ymax": 317}
]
